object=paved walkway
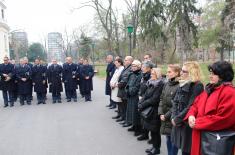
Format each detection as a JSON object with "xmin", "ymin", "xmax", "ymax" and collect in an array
[{"xmin": 0, "ymin": 77, "xmax": 167, "ymax": 155}]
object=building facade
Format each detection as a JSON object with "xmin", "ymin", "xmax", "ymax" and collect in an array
[
  {"xmin": 0, "ymin": 0, "xmax": 9, "ymax": 63},
  {"xmin": 47, "ymin": 32, "xmax": 64, "ymax": 63}
]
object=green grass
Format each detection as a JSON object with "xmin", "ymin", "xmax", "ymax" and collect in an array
[
  {"xmin": 95, "ymin": 63, "xmax": 235, "ymax": 84},
  {"xmin": 95, "ymin": 65, "xmax": 106, "ymax": 79}
]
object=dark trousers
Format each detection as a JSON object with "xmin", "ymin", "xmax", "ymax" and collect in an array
[
  {"xmin": 166, "ymin": 135, "xmax": 178, "ymax": 155},
  {"xmin": 84, "ymin": 91, "xmax": 91, "ymax": 101},
  {"xmin": 20, "ymin": 94, "xmax": 31, "ymax": 105},
  {"xmin": 151, "ymin": 130, "xmax": 161, "ymax": 149},
  {"xmin": 2, "ymin": 90, "xmax": 14, "ymax": 106},
  {"xmin": 119, "ymin": 100, "xmax": 127, "ymax": 119},
  {"xmin": 182, "ymin": 152, "xmax": 190, "ymax": 155},
  {"xmin": 36, "ymin": 92, "xmax": 46, "ymax": 103},
  {"xmin": 52, "ymin": 91, "xmax": 61, "ymax": 101},
  {"xmin": 66, "ymin": 89, "xmax": 77, "ymax": 100},
  {"xmin": 79, "ymin": 83, "xmax": 84, "ymax": 97}
]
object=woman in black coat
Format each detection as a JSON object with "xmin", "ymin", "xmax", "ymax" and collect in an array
[
  {"xmin": 138, "ymin": 68, "xmax": 164, "ymax": 155},
  {"xmin": 125, "ymin": 60, "xmax": 142, "ymax": 135},
  {"xmin": 137, "ymin": 61, "xmax": 153, "ymax": 141},
  {"xmin": 158, "ymin": 64, "xmax": 181, "ymax": 155},
  {"xmin": 171, "ymin": 61, "xmax": 204, "ymax": 155}
]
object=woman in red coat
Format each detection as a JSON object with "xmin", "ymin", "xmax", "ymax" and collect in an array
[{"xmin": 185, "ymin": 61, "xmax": 235, "ymax": 155}]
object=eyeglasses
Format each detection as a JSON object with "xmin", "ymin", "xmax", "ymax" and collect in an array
[{"xmin": 181, "ymin": 70, "xmax": 189, "ymax": 74}]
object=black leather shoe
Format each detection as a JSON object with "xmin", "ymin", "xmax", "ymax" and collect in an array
[
  {"xmin": 137, "ymin": 134, "xmax": 149, "ymax": 141},
  {"xmin": 67, "ymin": 99, "xmax": 71, "ymax": 102},
  {"xmin": 115, "ymin": 110, "xmax": 118, "ymax": 112},
  {"xmin": 112, "ymin": 115, "xmax": 121, "ymax": 119},
  {"xmin": 53, "ymin": 101, "xmax": 56, "ymax": 104},
  {"xmin": 148, "ymin": 148, "xmax": 160, "ymax": 155},
  {"xmin": 106, "ymin": 104, "xmax": 111, "ymax": 107},
  {"xmin": 119, "ymin": 121, "xmax": 126, "ymax": 125},
  {"xmin": 58, "ymin": 100, "xmax": 62, "ymax": 103},
  {"xmin": 116, "ymin": 118, "xmax": 124, "ymax": 122},
  {"xmin": 134, "ymin": 131, "xmax": 142, "ymax": 136},
  {"xmin": 123, "ymin": 124, "xmax": 131, "ymax": 127},
  {"xmin": 109, "ymin": 106, "xmax": 116, "ymax": 109},
  {"xmin": 148, "ymin": 139, "xmax": 154, "ymax": 144},
  {"xmin": 127, "ymin": 126, "xmax": 135, "ymax": 132},
  {"xmin": 10, "ymin": 104, "xmax": 14, "ymax": 107},
  {"xmin": 145, "ymin": 147, "xmax": 154, "ymax": 153},
  {"xmin": 3, "ymin": 105, "xmax": 8, "ymax": 108}
]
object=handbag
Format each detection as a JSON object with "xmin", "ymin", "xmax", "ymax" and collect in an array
[
  {"xmin": 201, "ymin": 131, "xmax": 235, "ymax": 155},
  {"xmin": 140, "ymin": 106, "xmax": 154, "ymax": 120}
]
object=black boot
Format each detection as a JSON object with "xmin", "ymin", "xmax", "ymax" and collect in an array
[
  {"xmin": 148, "ymin": 147, "xmax": 160, "ymax": 155},
  {"xmin": 137, "ymin": 134, "xmax": 149, "ymax": 141},
  {"xmin": 127, "ymin": 126, "xmax": 135, "ymax": 132}
]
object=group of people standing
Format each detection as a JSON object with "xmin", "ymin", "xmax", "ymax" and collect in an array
[
  {"xmin": 105, "ymin": 54, "xmax": 235, "ymax": 155},
  {"xmin": 0, "ymin": 56, "xmax": 94, "ymax": 107}
]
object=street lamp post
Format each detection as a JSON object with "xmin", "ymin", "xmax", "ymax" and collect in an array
[{"xmin": 127, "ymin": 24, "xmax": 133, "ymax": 56}]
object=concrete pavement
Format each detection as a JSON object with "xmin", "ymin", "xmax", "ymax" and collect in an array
[{"xmin": 0, "ymin": 77, "xmax": 167, "ymax": 155}]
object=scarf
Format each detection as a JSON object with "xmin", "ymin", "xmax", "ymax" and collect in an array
[
  {"xmin": 147, "ymin": 78, "xmax": 162, "ymax": 87},
  {"xmin": 179, "ymin": 79, "xmax": 191, "ymax": 87}
]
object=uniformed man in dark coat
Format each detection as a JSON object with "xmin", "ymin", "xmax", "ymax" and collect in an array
[
  {"xmin": 24, "ymin": 57, "xmax": 33, "ymax": 101},
  {"xmin": 32, "ymin": 59, "xmax": 47, "ymax": 104},
  {"xmin": 63, "ymin": 57, "xmax": 79, "ymax": 102},
  {"xmin": 10, "ymin": 59, "xmax": 18, "ymax": 102},
  {"xmin": 47, "ymin": 59, "xmax": 63, "ymax": 103},
  {"xmin": 77, "ymin": 58, "xmax": 84, "ymax": 97},
  {"xmin": 80, "ymin": 59, "xmax": 94, "ymax": 102},
  {"xmin": 105, "ymin": 55, "xmax": 116, "ymax": 108},
  {"xmin": 0, "ymin": 56, "xmax": 15, "ymax": 107},
  {"xmin": 15, "ymin": 58, "xmax": 32, "ymax": 105}
]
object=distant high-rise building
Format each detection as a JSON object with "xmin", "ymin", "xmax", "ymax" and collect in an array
[
  {"xmin": 48, "ymin": 32, "xmax": 64, "ymax": 62},
  {"xmin": 0, "ymin": 0, "xmax": 10, "ymax": 63},
  {"xmin": 11, "ymin": 32, "xmax": 28, "ymax": 49}
]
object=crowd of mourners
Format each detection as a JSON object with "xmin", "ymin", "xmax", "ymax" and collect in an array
[
  {"xmin": 0, "ymin": 56, "xmax": 94, "ymax": 107},
  {"xmin": 105, "ymin": 54, "xmax": 235, "ymax": 155}
]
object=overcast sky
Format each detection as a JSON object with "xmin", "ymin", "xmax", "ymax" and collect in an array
[{"xmin": 5, "ymin": 0, "xmax": 206, "ymax": 43}]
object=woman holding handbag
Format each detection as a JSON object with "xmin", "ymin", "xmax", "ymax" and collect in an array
[
  {"xmin": 185, "ymin": 61, "xmax": 235, "ymax": 155},
  {"xmin": 138, "ymin": 68, "xmax": 165, "ymax": 155}
]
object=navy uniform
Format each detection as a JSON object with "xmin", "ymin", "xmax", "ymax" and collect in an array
[
  {"xmin": 105, "ymin": 61, "xmax": 116, "ymax": 107},
  {"xmin": 77, "ymin": 63, "xmax": 84, "ymax": 97},
  {"xmin": 47, "ymin": 64, "xmax": 63, "ymax": 103},
  {"xmin": 32, "ymin": 64, "xmax": 47, "ymax": 104},
  {"xmin": 0, "ymin": 63, "xmax": 15, "ymax": 107},
  {"xmin": 26, "ymin": 63, "xmax": 33, "ymax": 100},
  {"xmin": 15, "ymin": 64, "xmax": 32, "ymax": 105},
  {"xmin": 62, "ymin": 63, "xmax": 78, "ymax": 102},
  {"xmin": 80, "ymin": 64, "xmax": 94, "ymax": 102}
]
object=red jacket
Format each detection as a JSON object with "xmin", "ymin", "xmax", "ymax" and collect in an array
[{"xmin": 184, "ymin": 83, "xmax": 235, "ymax": 155}]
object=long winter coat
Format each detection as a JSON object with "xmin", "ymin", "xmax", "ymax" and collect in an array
[
  {"xmin": 62, "ymin": 63, "xmax": 78, "ymax": 91},
  {"xmin": 105, "ymin": 62, "xmax": 115, "ymax": 95},
  {"xmin": 138, "ymin": 72, "xmax": 151, "ymax": 98},
  {"xmin": 15, "ymin": 65, "xmax": 32, "ymax": 95},
  {"xmin": 125, "ymin": 70, "xmax": 142, "ymax": 125},
  {"xmin": 117, "ymin": 65, "xmax": 131, "ymax": 100},
  {"xmin": 0, "ymin": 63, "xmax": 15, "ymax": 91},
  {"xmin": 138, "ymin": 78, "xmax": 164, "ymax": 132},
  {"xmin": 184, "ymin": 83, "xmax": 235, "ymax": 155},
  {"xmin": 158, "ymin": 78, "xmax": 179, "ymax": 135},
  {"xmin": 171, "ymin": 81, "xmax": 204, "ymax": 153},
  {"xmin": 80, "ymin": 64, "xmax": 94, "ymax": 93},
  {"xmin": 110, "ymin": 66, "xmax": 124, "ymax": 102},
  {"xmin": 47, "ymin": 64, "xmax": 63, "ymax": 93},
  {"xmin": 32, "ymin": 64, "xmax": 47, "ymax": 93}
]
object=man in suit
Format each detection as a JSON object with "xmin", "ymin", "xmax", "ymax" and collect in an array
[
  {"xmin": 47, "ymin": 59, "xmax": 63, "ymax": 103},
  {"xmin": 62, "ymin": 57, "xmax": 79, "ymax": 102},
  {"xmin": 0, "ymin": 56, "xmax": 15, "ymax": 107},
  {"xmin": 32, "ymin": 58, "xmax": 47, "ymax": 104},
  {"xmin": 105, "ymin": 55, "xmax": 116, "ymax": 108},
  {"xmin": 15, "ymin": 58, "xmax": 32, "ymax": 105}
]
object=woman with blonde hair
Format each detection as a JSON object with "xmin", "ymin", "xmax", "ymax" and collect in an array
[
  {"xmin": 138, "ymin": 67, "xmax": 165, "ymax": 155},
  {"xmin": 171, "ymin": 61, "xmax": 204, "ymax": 155}
]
